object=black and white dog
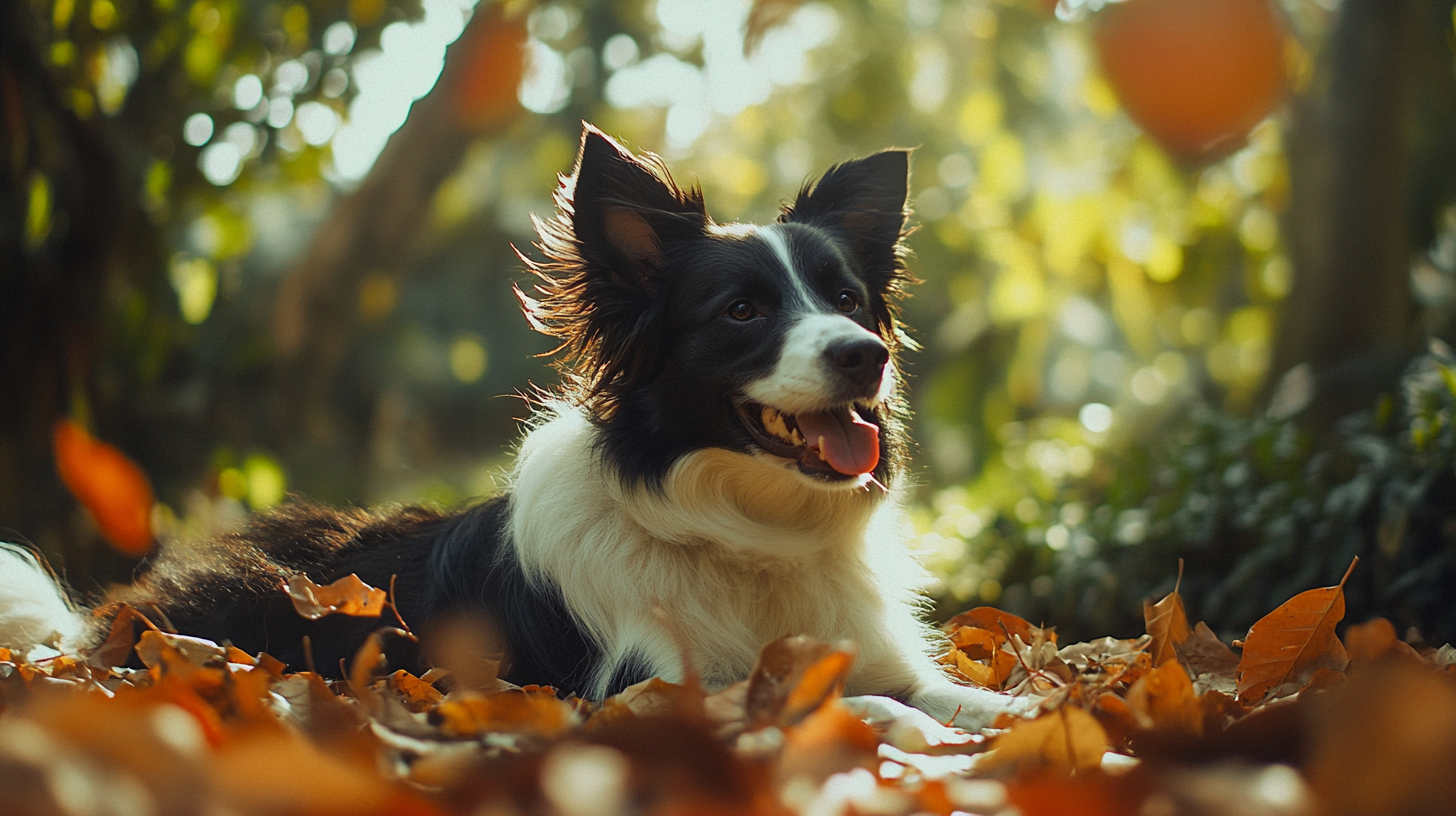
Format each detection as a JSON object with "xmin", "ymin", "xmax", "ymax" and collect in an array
[{"xmin": 0, "ymin": 124, "xmax": 1014, "ymax": 728}]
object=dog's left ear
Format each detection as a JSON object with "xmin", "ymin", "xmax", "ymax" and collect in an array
[{"xmin": 781, "ymin": 150, "xmax": 910, "ymax": 290}]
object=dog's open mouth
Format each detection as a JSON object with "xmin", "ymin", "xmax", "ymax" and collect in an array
[{"xmin": 734, "ymin": 399, "xmax": 880, "ymax": 479}]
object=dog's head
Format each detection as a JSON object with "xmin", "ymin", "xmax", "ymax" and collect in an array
[{"xmin": 521, "ymin": 124, "xmax": 914, "ymax": 490}]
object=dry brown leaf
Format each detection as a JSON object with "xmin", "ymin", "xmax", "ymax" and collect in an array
[
  {"xmin": 389, "ymin": 669, "xmax": 445, "ymax": 711},
  {"xmin": 134, "ymin": 629, "xmax": 228, "ymax": 671},
  {"xmin": 1344, "ymin": 617, "xmax": 1424, "ymax": 670},
  {"xmin": 951, "ymin": 648, "xmax": 1000, "ymax": 688},
  {"xmin": 285, "ymin": 573, "xmax": 388, "ymax": 620},
  {"xmin": 591, "ymin": 676, "xmax": 703, "ymax": 730},
  {"xmin": 1197, "ymin": 688, "xmax": 1247, "ymax": 734},
  {"xmin": 1236, "ymin": 559, "xmax": 1356, "ymax": 704},
  {"xmin": 744, "ymin": 635, "xmax": 856, "ymax": 728},
  {"xmin": 982, "ymin": 706, "xmax": 1109, "ymax": 776},
  {"xmin": 86, "ymin": 604, "xmax": 153, "ymax": 668},
  {"xmin": 945, "ymin": 606, "xmax": 1048, "ymax": 648},
  {"xmin": 950, "ymin": 626, "xmax": 1000, "ymax": 660},
  {"xmin": 778, "ymin": 701, "xmax": 879, "ymax": 784},
  {"xmin": 1306, "ymin": 661, "xmax": 1456, "ymax": 816},
  {"xmin": 1175, "ymin": 621, "xmax": 1240, "ymax": 680},
  {"xmin": 435, "ymin": 687, "xmax": 576, "ymax": 737},
  {"xmin": 1126, "ymin": 660, "xmax": 1202, "ymax": 737},
  {"xmin": 1090, "ymin": 692, "xmax": 1138, "ymax": 752},
  {"xmin": 1143, "ymin": 561, "xmax": 1191, "ymax": 667}
]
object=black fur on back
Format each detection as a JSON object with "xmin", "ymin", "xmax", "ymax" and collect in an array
[{"xmin": 114, "ymin": 500, "xmax": 598, "ymax": 689}]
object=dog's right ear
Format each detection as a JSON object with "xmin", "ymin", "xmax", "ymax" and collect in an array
[{"xmin": 566, "ymin": 125, "xmax": 707, "ymax": 290}]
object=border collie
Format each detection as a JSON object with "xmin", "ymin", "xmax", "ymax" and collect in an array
[{"xmin": 0, "ymin": 124, "xmax": 1016, "ymax": 728}]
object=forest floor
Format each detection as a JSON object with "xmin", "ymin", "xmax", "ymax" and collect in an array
[{"xmin": 2, "ymin": 561, "xmax": 1454, "ymax": 816}]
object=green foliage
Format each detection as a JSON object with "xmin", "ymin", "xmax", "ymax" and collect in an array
[{"xmin": 926, "ymin": 347, "xmax": 1456, "ymax": 644}]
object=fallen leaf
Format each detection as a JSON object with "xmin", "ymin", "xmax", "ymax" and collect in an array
[
  {"xmin": 52, "ymin": 419, "xmax": 155, "ymax": 557},
  {"xmin": 1306, "ymin": 662, "xmax": 1456, "ymax": 816},
  {"xmin": 86, "ymin": 605, "xmax": 152, "ymax": 668},
  {"xmin": 435, "ymin": 687, "xmax": 576, "ymax": 738},
  {"xmin": 779, "ymin": 702, "xmax": 879, "ymax": 784},
  {"xmin": 1236, "ymin": 559, "xmax": 1356, "ymax": 704},
  {"xmin": 945, "ymin": 607, "xmax": 1048, "ymax": 648},
  {"xmin": 1090, "ymin": 693, "xmax": 1138, "ymax": 752},
  {"xmin": 745, "ymin": 636, "xmax": 856, "ymax": 728},
  {"xmin": 950, "ymin": 626, "xmax": 1000, "ymax": 660},
  {"xmin": 1175, "ymin": 621, "xmax": 1240, "ymax": 680},
  {"xmin": 1344, "ymin": 617, "xmax": 1423, "ymax": 670},
  {"xmin": 982, "ymin": 706, "xmax": 1109, "ymax": 776},
  {"xmin": 284, "ymin": 573, "xmax": 388, "ymax": 620},
  {"xmin": 1125, "ymin": 660, "xmax": 1202, "ymax": 737},
  {"xmin": 1143, "ymin": 561, "xmax": 1191, "ymax": 667},
  {"xmin": 390, "ymin": 669, "xmax": 445, "ymax": 711},
  {"xmin": 134, "ymin": 629, "xmax": 228, "ymax": 671}
]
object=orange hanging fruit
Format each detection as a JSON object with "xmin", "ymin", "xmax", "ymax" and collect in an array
[
  {"xmin": 1093, "ymin": 0, "xmax": 1289, "ymax": 162},
  {"xmin": 53, "ymin": 419, "xmax": 156, "ymax": 557}
]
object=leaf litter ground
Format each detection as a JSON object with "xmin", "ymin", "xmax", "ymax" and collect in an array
[{"xmin": 4, "ymin": 562, "xmax": 1456, "ymax": 816}]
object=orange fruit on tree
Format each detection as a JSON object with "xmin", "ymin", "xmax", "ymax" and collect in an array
[{"xmin": 1093, "ymin": 0, "xmax": 1289, "ymax": 161}]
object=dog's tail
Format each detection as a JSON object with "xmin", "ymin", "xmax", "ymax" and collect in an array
[{"xmin": 0, "ymin": 542, "xmax": 90, "ymax": 656}]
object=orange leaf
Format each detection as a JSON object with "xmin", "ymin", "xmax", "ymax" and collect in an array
[
  {"xmin": 284, "ymin": 573, "xmax": 387, "ymax": 620},
  {"xmin": 1344, "ymin": 617, "xmax": 1423, "ymax": 669},
  {"xmin": 53, "ymin": 419, "xmax": 155, "ymax": 557},
  {"xmin": 950, "ymin": 625, "xmax": 1000, "ymax": 660},
  {"xmin": 779, "ymin": 702, "xmax": 879, "ymax": 784},
  {"xmin": 950, "ymin": 648, "xmax": 999, "ymax": 688},
  {"xmin": 1236, "ymin": 559, "xmax": 1356, "ymax": 704},
  {"xmin": 1091, "ymin": 693, "xmax": 1138, "ymax": 752},
  {"xmin": 744, "ymin": 636, "xmax": 856, "ymax": 728},
  {"xmin": 434, "ymin": 688, "xmax": 574, "ymax": 737},
  {"xmin": 944, "ymin": 606, "xmax": 1049, "ymax": 647},
  {"xmin": 1143, "ymin": 561, "xmax": 1191, "ymax": 667},
  {"xmin": 389, "ymin": 669, "xmax": 444, "ymax": 711},
  {"xmin": 86, "ymin": 605, "xmax": 151, "ymax": 668},
  {"xmin": 983, "ymin": 706, "xmax": 1109, "ymax": 777},
  {"xmin": 1126, "ymin": 660, "xmax": 1202, "ymax": 737}
]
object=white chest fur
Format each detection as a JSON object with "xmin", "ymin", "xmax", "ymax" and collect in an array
[{"xmin": 507, "ymin": 408, "xmax": 940, "ymax": 698}]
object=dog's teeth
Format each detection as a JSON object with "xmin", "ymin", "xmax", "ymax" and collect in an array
[
  {"xmin": 816, "ymin": 439, "xmax": 827, "ymax": 460},
  {"xmin": 760, "ymin": 407, "xmax": 797, "ymax": 444},
  {"xmin": 789, "ymin": 428, "xmax": 804, "ymax": 446}
]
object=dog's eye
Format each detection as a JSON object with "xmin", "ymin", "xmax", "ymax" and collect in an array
[
  {"xmin": 728, "ymin": 300, "xmax": 757, "ymax": 321},
  {"xmin": 836, "ymin": 291, "xmax": 860, "ymax": 313}
]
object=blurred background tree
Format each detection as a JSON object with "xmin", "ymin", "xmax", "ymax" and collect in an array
[{"xmin": 6, "ymin": 0, "xmax": 1456, "ymax": 643}]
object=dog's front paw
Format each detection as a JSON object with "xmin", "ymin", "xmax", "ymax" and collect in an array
[{"xmin": 909, "ymin": 681, "xmax": 1034, "ymax": 732}]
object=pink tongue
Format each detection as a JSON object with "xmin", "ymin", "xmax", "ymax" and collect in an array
[{"xmin": 796, "ymin": 407, "xmax": 880, "ymax": 476}]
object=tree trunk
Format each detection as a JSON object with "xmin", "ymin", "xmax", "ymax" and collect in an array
[
  {"xmin": 1268, "ymin": 0, "xmax": 1434, "ymax": 427},
  {"xmin": 1269, "ymin": 0, "xmax": 1425, "ymax": 426}
]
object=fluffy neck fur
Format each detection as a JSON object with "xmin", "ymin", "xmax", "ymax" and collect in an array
[{"xmin": 508, "ymin": 407, "xmax": 937, "ymax": 698}]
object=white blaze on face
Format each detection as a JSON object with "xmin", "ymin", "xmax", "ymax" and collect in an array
[
  {"xmin": 745, "ymin": 225, "xmax": 894, "ymax": 414},
  {"xmin": 745, "ymin": 314, "xmax": 891, "ymax": 414}
]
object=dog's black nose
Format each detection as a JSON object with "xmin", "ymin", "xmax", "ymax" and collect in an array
[{"xmin": 826, "ymin": 337, "xmax": 890, "ymax": 392}]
